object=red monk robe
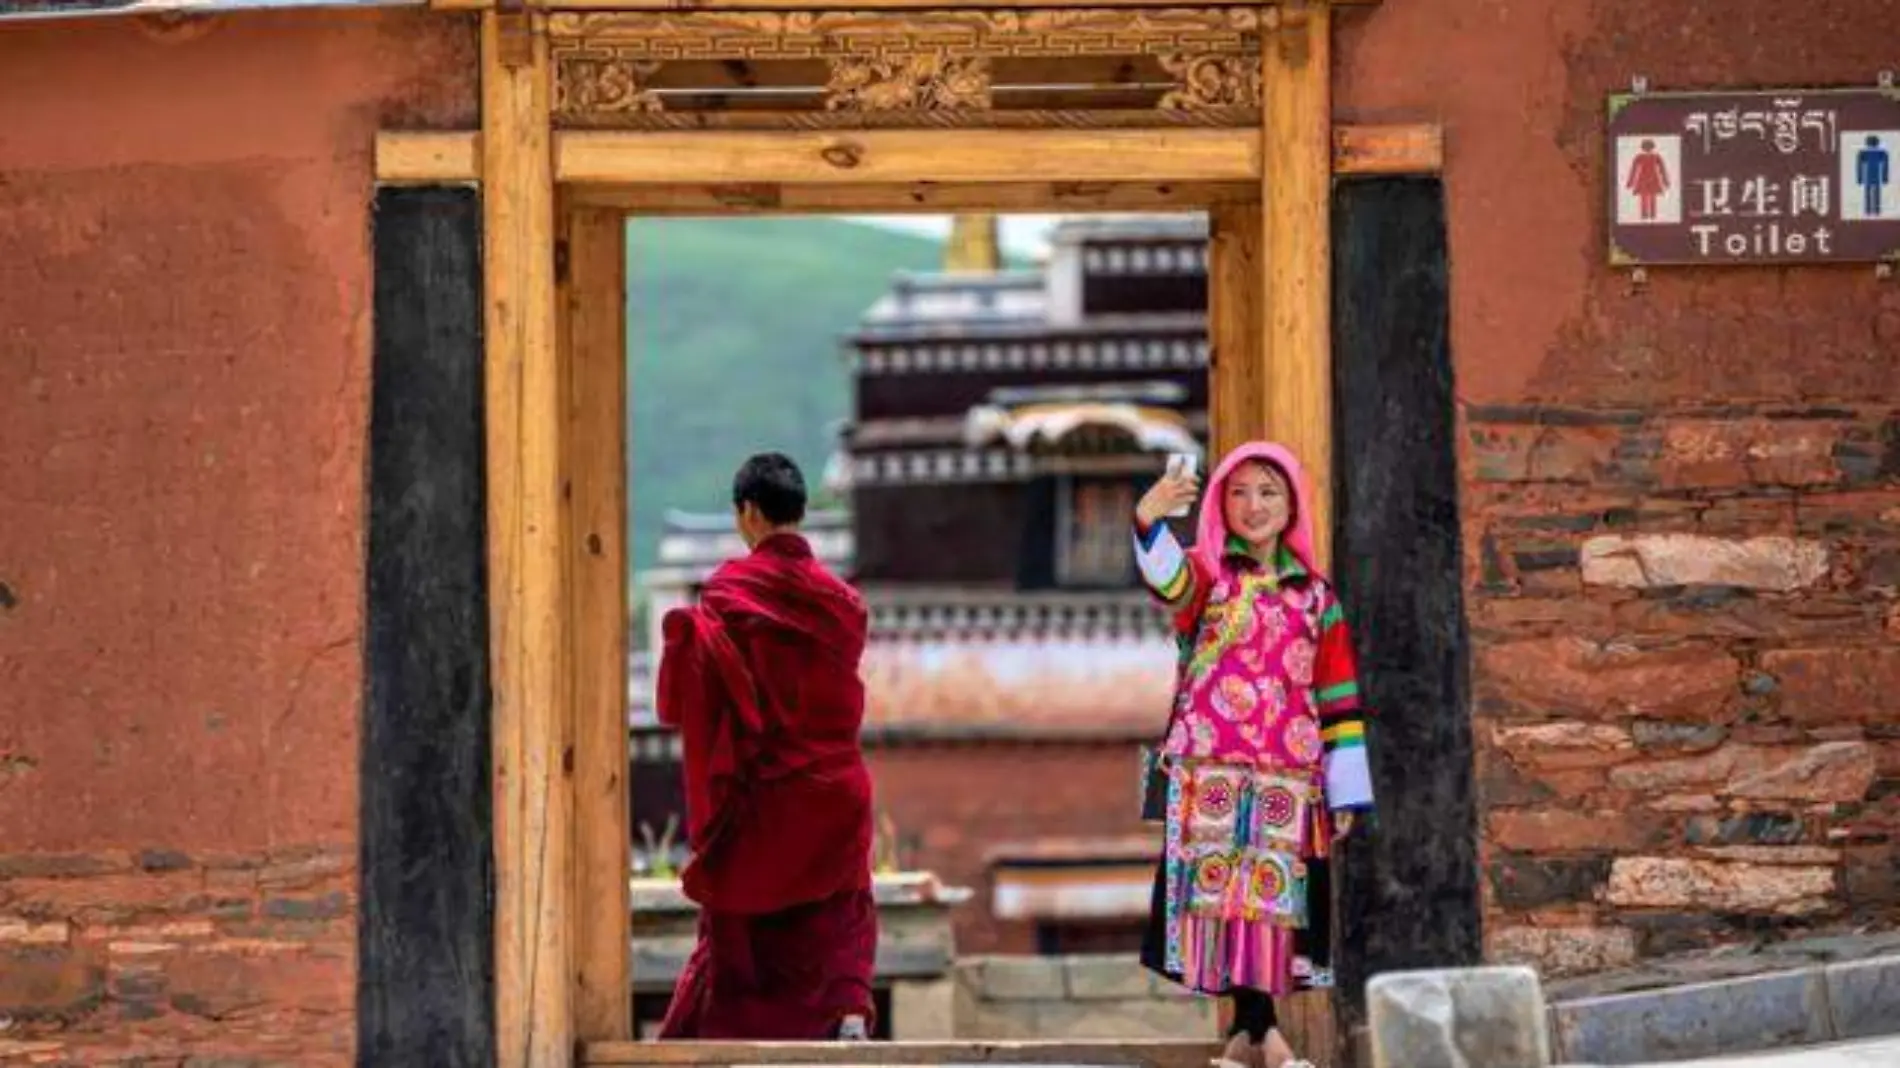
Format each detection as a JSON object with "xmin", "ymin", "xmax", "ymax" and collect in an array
[{"xmin": 655, "ymin": 532, "xmax": 878, "ymax": 1040}]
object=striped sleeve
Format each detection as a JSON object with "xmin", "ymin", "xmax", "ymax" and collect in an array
[
  {"xmin": 1133, "ymin": 520, "xmax": 1199, "ymax": 610},
  {"xmin": 1314, "ymin": 586, "xmax": 1373, "ymax": 811}
]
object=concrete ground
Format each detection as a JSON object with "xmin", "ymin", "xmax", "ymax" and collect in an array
[{"xmin": 1588, "ymin": 1035, "xmax": 1900, "ymax": 1067}]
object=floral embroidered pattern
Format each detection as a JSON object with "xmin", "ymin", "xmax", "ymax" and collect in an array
[
  {"xmin": 1244, "ymin": 852, "xmax": 1303, "ymax": 919},
  {"xmin": 1169, "ymin": 562, "xmax": 1330, "ymax": 770},
  {"xmin": 1164, "ymin": 761, "xmax": 1318, "ymax": 985},
  {"xmin": 1186, "ymin": 571, "xmax": 1275, "ymax": 680},
  {"xmin": 1283, "ymin": 638, "xmax": 1317, "ymax": 687},
  {"xmin": 1255, "ymin": 598, "xmax": 1288, "ymax": 648},
  {"xmin": 1214, "ymin": 675, "xmax": 1258, "ymax": 720},
  {"xmin": 1258, "ymin": 784, "xmax": 1297, "ymax": 830},
  {"xmin": 1258, "ymin": 676, "xmax": 1288, "ymax": 720},
  {"xmin": 1188, "ymin": 847, "xmax": 1238, "ymax": 914},
  {"xmin": 1283, "ymin": 715, "xmax": 1323, "ymax": 765},
  {"xmin": 1191, "ymin": 771, "xmax": 1242, "ymax": 838}
]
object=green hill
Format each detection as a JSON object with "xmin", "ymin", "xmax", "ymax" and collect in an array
[{"xmin": 624, "ymin": 217, "xmax": 946, "ymax": 577}]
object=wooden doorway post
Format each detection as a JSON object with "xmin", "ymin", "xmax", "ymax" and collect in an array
[
  {"xmin": 1208, "ymin": 202, "xmax": 1264, "ymax": 457},
  {"xmin": 565, "ymin": 204, "xmax": 633, "ymax": 1042},
  {"xmin": 1258, "ymin": 4, "xmax": 1337, "ymax": 1063},
  {"xmin": 483, "ymin": 12, "xmax": 575, "ymax": 1068},
  {"xmin": 1262, "ymin": 2, "xmax": 1335, "ymax": 569}
]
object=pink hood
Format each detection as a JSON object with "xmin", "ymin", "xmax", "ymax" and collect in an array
[{"xmin": 1188, "ymin": 441, "xmax": 1324, "ymax": 583}]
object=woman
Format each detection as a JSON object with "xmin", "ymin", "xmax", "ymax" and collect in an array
[{"xmin": 1132, "ymin": 442, "xmax": 1374, "ymax": 1068}]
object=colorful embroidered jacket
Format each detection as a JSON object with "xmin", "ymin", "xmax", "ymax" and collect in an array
[{"xmin": 1134, "ymin": 520, "xmax": 1373, "ymax": 812}]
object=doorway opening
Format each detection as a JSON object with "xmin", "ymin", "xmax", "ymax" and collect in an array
[
  {"xmin": 362, "ymin": 5, "xmax": 1458, "ymax": 1066},
  {"xmin": 547, "ymin": 165, "xmax": 1326, "ymax": 1061},
  {"xmin": 620, "ymin": 210, "xmax": 1211, "ymax": 1041}
]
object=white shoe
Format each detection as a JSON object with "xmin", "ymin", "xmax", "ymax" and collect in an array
[{"xmin": 1211, "ymin": 1059, "xmax": 1250, "ymax": 1068}]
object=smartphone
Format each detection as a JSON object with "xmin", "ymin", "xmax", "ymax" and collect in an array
[{"xmin": 1165, "ymin": 453, "xmax": 1197, "ymax": 517}]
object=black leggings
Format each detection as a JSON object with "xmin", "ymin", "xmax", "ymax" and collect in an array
[{"xmin": 1228, "ymin": 988, "xmax": 1277, "ymax": 1043}]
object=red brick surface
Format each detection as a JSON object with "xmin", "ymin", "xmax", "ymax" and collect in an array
[
  {"xmin": 867, "ymin": 743, "xmax": 1155, "ymax": 954},
  {"xmin": 0, "ymin": 845, "xmax": 355, "ymax": 1063},
  {"xmin": 0, "ymin": 12, "xmax": 474, "ymax": 1063},
  {"xmin": 1340, "ymin": 0, "xmax": 1900, "ymax": 973}
]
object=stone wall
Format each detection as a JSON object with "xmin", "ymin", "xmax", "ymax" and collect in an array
[
  {"xmin": 1466, "ymin": 408, "xmax": 1898, "ymax": 972},
  {"xmin": 1337, "ymin": 0, "xmax": 1900, "ymax": 974},
  {"xmin": 948, "ymin": 955, "xmax": 1213, "ymax": 1040},
  {"xmin": 0, "ymin": 12, "xmax": 475, "ymax": 1064},
  {"xmin": 0, "ymin": 847, "xmax": 354, "ymax": 1062}
]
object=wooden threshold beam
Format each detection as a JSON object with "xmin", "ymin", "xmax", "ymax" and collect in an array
[
  {"xmin": 374, "ymin": 123, "xmax": 1442, "ymax": 187},
  {"xmin": 581, "ymin": 1040, "xmax": 1224, "ymax": 1068},
  {"xmin": 437, "ymin": 0, "xmax": 1376, "ymax": 10}
]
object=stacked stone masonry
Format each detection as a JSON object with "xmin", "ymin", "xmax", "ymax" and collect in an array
[
  {"xmin": 1468, "ymin": 404, "xmax": 1900, "ymax": 977},
  {"xmin": 0, "ymin": 845, "xmax": 354, "ymax": 1065},
  {"xmin": 951, "ymin": 955, "xmax": 1214, "ymax": 1040}
]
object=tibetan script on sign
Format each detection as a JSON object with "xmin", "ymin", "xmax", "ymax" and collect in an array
[{"xmin": 1607, "ymin": 87, "xmax": 1900, "ymax": 266}]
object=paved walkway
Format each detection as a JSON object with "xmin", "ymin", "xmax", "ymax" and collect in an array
[{"xmin": 1601, "ymin": 1035, "xmax": 1900, "ymax": 1066}]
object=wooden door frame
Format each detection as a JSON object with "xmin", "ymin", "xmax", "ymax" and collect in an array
[{"xmin": 375, "ymin": 4, "xmax": 1437, "ymax": 1065}]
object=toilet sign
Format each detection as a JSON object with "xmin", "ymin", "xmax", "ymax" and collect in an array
[{"xmin": 1607, "ymin": 87, "xmax": 1900, "ymax": 266}]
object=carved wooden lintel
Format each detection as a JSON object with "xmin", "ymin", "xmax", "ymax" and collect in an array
[
  {"xmin": 548, "ymin": 8, "xmax": 1265, "ymax": 129},
  {"xmin": 1158, "ymin": 53, "xmax": 1261, "ymax": 111},
  {"xmin": 553, "ymin": 54, "xmax": 665, "ymax": 117},
  {"xmin": 827, "ymin": 54, "xmax": 992, "ymax": 112},
  {"xmin": 546, "ymin": 7, "xmax": 1267, "ymax": 59}
]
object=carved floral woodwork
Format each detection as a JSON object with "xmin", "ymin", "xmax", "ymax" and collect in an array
[
  {"xmin": 553, "ymin": 55, "xmax": 665, "ymax": 117},
  {"xmin": 548, "ymin": 8, "xmax": 1268, "ymax": 129},
  {"xmin": 827, "ymin": 54, "xmax": 992, "ymax": 112},
  {"xmin": 1158, "ymin": 53, "xmax": 1262, "ymax": 111}
]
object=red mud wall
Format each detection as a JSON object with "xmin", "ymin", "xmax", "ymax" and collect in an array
[
  {"xmin": 868, "ymin": 743, "xmax": 1150, "ymax": 954},
  {"xmin": 1339, "ymin": 0, "xmax": 1900, "ymax": 973},
  {"xmin": 0, "ymin": 13, "xmax": 474, "ymax": 1062}
]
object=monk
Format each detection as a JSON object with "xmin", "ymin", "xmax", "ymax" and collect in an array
[{"xmin": 655, "ymin": 452, "xmax": 878, "ymax": 1041}]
